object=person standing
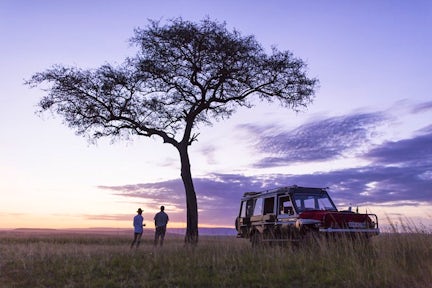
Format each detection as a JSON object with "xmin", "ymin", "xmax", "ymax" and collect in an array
[
  {"xmin": 154, "ymin": 206, "xmax": 169, "ymax": 246},
  {"xmin": 130, "ymin": 208, "xmax": 145, "ymax": 249}
]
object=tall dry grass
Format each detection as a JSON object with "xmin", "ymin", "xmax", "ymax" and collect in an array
[{"xmin": 0, "ymin": 228, "xmax": 431, "ymax": 287}]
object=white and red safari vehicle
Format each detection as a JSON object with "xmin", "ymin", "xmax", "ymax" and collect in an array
[{"xmin": 235, "ymin": 185, "xmax": 379, "ymax": 246}]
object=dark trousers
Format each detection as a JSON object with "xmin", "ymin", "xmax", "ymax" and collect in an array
[
  {"xmin": 130, "ymin": 232, "xmax": 142, "ymax": 248},
  {"xmin": 154, "ymin": 226, "xmax": 166, "ymax": 246}
]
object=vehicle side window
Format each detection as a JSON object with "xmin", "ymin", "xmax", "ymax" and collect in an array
[
  {"xmin": 240, "ymin": 201, "xmax": 247, "ymax": 218},
  {"xmin": 253, "ymin": 198, "xmax": 263, "ymax": 216},
  {"xmin": 246, "ymin": 199, "xmax": 254, "ymax": 217},
  {"xmin": 279, "ymin": 196, "xmax": 294, "ymax": 215},
  {"xmin": 263, "ymin": 197, "xmax": 275, "ymax": 214}
]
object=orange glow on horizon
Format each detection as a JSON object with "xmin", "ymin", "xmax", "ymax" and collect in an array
[{"xmin": 0, "ymin": 214, "xmax": 234, "ymax": 230}]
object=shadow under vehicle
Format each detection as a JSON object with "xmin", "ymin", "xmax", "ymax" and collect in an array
[{"xmin": 235, "ymin": 185, "xmax": 379, "ymax": 246}]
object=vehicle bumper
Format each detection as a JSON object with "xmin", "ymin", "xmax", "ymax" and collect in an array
[{"xmin": 319, "ymin": 228, "xmax": 380, "ymax": 235}]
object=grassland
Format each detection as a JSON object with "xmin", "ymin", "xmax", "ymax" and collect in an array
[{"xmin": 0, "ymin": 229, "xmax": 431, "ymax": 288}]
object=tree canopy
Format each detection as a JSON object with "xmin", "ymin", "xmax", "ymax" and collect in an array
[{"xmin": 26, "ymin": 17, "xmax": 318, "ymax": 244}]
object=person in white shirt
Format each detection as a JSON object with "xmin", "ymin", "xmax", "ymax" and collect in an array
[{"xmin": 130, "ymin": 208, "xmax": 145, "ymax": 249}]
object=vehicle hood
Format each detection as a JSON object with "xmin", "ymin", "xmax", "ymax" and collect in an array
[{"xmin": 299, "ymin": 210, "xmax": 373, "ymax": 228}]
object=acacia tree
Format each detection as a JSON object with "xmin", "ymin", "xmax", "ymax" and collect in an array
[{"xmin": 26, "ymin": 18, "xmax": 318, "ymax": 245}]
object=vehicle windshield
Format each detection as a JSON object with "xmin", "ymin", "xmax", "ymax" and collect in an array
[{"xmin": 292, "ymin": 191, "xmax": 337, "ymax": 212}]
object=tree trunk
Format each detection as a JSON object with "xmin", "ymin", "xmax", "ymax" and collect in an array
[{"xmin": 178, "ymin": 144, "xmax": 199, "ymax": 245}]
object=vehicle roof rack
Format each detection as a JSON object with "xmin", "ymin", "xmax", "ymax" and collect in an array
[
  {"xmin": 241, "ymin": 185, "xmax": 328, "ymax": 198},
  {"xmin": 242, "ymin": 185, "xmax": 295, "ymax": 197},
  {"xmin": 243, "ymin": 191, "xmax": 261, "ymax": 197}
]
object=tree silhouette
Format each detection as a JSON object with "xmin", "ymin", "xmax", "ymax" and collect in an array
[{"xmin": 26, "ymin": 18, "xmax": 318, "ymax": 245}]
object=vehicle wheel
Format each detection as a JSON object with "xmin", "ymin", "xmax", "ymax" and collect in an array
[{"xmin": 251, "ymin": 232, "xmax": 262, "ymax": 247}]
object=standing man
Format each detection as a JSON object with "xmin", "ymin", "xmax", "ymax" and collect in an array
[
  {"xmin": 130, "ymin": 208, "xmax": 145, "ymax": 249},
  {"xmin": 154, "ymin": 206, "xmax": 169, "ymax": 246}
]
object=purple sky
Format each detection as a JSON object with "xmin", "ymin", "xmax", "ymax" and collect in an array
[{"xmin": 0, "ymin": 0, "xmax": 431, "ymax": 230}]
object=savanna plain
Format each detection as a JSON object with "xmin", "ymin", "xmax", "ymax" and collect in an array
[{"xmin": 0, "ymin": 226, "xmax": 431, "ymax": 288}]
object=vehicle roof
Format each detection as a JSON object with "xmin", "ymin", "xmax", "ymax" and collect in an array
[{"xmin": 241, "ymin": 185, "xmax": 327, "ymax": 200}]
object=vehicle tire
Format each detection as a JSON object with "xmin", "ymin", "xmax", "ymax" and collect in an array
[{"xmin": 251, "ymin": 231, "xmax": 262, "ymax": 247}]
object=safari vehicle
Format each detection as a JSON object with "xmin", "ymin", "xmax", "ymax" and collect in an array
[{"xmin": 235, "ymin": 185, "xmax": 379, "ymax": 246}]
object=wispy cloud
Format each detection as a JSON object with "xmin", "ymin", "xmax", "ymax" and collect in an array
[
  {"xmin": 411, "ymin": 100, "xmax": 432, "ymax": 114},
  {"xmin": 84, "ymin": 214, "xmax": 132, "ymax": 221},
  {"xmin": 99, "ymin": 179, "xmax": 185, "ymax": 208},
  {"xmin": 364, "ymin": 131, "xmax": 432, "ymax": 166},
  {"xmin": 244, "ymin": 112, "xmax": 388, "ymax": 167}
]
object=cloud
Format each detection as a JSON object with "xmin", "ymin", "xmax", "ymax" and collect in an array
[
  {"xmin": 99, "ymin": 174, "xmax": 272, "ymax": 226},
  {"xmin": 99, "ymin": 179, "xmax": 185, "ymax": 209},
  {"xmin": 240, "ymin": 108, "xmax": 432, "ymax": 207},
  {"xmin": 411, "ymin": 100, "xmax": 432, "ymax": 114},
  {"xmin": 99, "ymin": 104, "xmax": 432, "ymax": 227},
  {"xmin": 364, "ymin": 131, "xmax": 432, "ymax": 166},
  {"xmin": 84, "ymin": 214, "xmax": 132, "ymax": 221},
  {"xmin": 283, "ymin": 165, "xmax": 431, "ymax": 207},
  {"xmin": 99, "ymin": 147, "xmax": 431, "ymax": 226},
  {"xmin": 243, "ymin": 112, "xmax": 388, "ymax": 167}
]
